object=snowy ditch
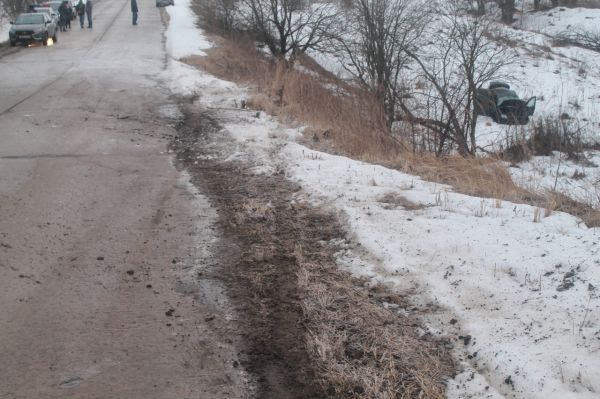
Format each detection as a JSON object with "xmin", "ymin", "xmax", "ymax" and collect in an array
[{"xmin": 162, "ymin": 0, "xmax": 600, "ymax": 397}]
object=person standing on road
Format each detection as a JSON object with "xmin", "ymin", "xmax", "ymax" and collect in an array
[
  {"xmin": 131, "ymin": 0, "xmax": 138, "ymax": 25},
  {"xmin": 85, "ymin": 0, "xmax": 93, "ymax": 28},
  {"xmin": 58, "ymin": 0, "xmax": 68, "ymax": 32},
  {"xmin": 75, "ymin": 0, "xmax": 85, "ymax": 28},
  {"xmin": 65, "ymin": 1, "xmax": 73, "ymax": 29}
]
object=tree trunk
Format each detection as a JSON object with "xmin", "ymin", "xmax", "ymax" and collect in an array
[
  {"xmin": 498, "ymin": 0, "xmax": 515, "ymax": 23},
  {"xmin": 476, "ymin": 0, "xmax": 486, "ymax": 15}
]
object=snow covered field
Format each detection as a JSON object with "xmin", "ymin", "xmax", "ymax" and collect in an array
[
  {"xmin": 163, "ymin": 1, "xmax": 600, "ymax": 398},
  {"xmin": 520, "ymin": 6, "xmax": 600, "ymax": 37},
  {"xmin": 505, "ymin": 7, "xmax": 600, "ymax": 207},
  {"xmin": 512, "ymin": 151, "xmax": 600, "ymax": 207}
]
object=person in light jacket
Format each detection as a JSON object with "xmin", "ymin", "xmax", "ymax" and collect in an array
[
  {"xmin": 131, "ymin": 0, "xmax": 138, "ymax": 25},
  {"xmin": 85, "ymin": 0, "xmax": 92, "ymax": 28}
]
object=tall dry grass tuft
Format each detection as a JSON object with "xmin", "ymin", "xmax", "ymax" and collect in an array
[
  {"xmin": 396, "ymin": 154, "xmax": 535, "ymax": 203},
  {"xmin": 294, "ymin": 239, "xmax": 453, "ymax": 399}
]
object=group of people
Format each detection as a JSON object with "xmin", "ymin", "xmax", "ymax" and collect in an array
[
  {"xmin": 28, "ymin": 0, "xmax": 93, "ymax": 30},
  {"xmin": 73, "ymin": 0, "xmax": 93, "ymax": 29},
  {"xmin": 55, "ymin": 1, "xmax": 71, "ymax": 31},
  {"xmin": 57, "ymin": 0, "xmax": 93, "ymax": 31},
  {"xmin": 29, "ymin": 0, "xmax": 139, "ymax": 31}
]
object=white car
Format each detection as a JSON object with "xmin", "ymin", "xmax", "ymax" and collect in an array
[{"xmin": 33, "ymin": 7, "xmax": 60, "ymax": 26}]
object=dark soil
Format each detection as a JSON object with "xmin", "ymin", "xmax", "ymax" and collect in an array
[{"xmin": 171, "ymin": 107, "xmax": 331, "ymax": 398}]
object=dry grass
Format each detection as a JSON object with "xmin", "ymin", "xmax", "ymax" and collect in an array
[
  {"xmin": 544, "ymin": 191, "xmax": 600, "ymax": 227},
  {"xmin": 186, "ymin": 32, "xmax": 600, "ymax": 226},
  {"xmin": 377, "ymin": 192, "xmax": 425, "ymax": 210},
  {"xmin": 393, "ymin": 153, "xmax": 534, "ymax": 203},
  {"xmin": 185, "ymin": 35, "xmax": 398, "ymax": 160},
  {"xmin": 294, "ymin": 241, "xmax": 453, "ymax": 398}
]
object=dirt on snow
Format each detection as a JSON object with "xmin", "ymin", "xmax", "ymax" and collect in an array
[{"xmin": 171, "ymin": 105, "xmax": 455, "ymax": 398}]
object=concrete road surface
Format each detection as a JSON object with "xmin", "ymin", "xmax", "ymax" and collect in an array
[{"xmin": 0, "ymin": 0, "xmax": 247, "ymax": 397}]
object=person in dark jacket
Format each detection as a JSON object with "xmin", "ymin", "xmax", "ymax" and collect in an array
[
  {"xmin": 75, "ymin": 0, "xmax": 85, "ymax": 28},
  {"xmin": 58, "ymin": 1, "xmax": 68, "ymax": 32},
  {"xmin": 65, "ymin": 2, "xmax": 72, "ymax": 29},
  {"xmin": 131, "ymin": 0, "xmax": 138, "ymax": 25},
  {"xmin": 85, "ymin": 0, "xmax": 92, "ymax": 28}
]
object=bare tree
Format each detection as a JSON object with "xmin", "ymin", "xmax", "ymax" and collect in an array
[
  {"xmin": 241, "ymin": 0, "xmax": 336, "ymax": 60},
  {"xmin": 556, "ymin": 28, "xmax": 600, "ymax": 52},
  {"xmin": 404, "ymin": 4, "xmax": 515, "ymax": 156},
  {"xmin": 476, "ymin": 0, "xmax": 487, "ymax": 15},
  {"xmin": 330, "ymin": 0, "xmax": 429, "ymax": 128},
  {"xmin": 1, "ymin": 0, "xmax": 29, "ymax": 18},
  {"xmin": 198, "ymin": 0, "xmax": 239, "ymax": 33}
]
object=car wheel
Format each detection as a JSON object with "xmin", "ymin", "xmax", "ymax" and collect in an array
[{"xmin": 10, "ymin": 40, "xmax": 16, "ymax": 47}]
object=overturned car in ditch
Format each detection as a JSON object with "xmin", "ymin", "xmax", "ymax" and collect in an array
[{"xmin": 474, "ymin": 81, "xmax": 536, "ymax": 125}]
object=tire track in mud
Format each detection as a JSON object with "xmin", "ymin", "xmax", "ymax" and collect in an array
[
  {"xmin": 171, "ymin": 108, "xmax": 328, "ymax": 398},
  {"xmin": 172, "ymin": 106, "xmax": 455, "ymax": 398}
]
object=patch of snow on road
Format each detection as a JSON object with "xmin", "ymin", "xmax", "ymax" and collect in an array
[
  {"xmin": 164, "ymin": 0, "xmax": 211, "ymax": 58},
  {"xmin": 0, "ymin": 12, "xmax": 10, "ymax": 43},
  {"xmin": 165, "ymin": 59, "xmax": 238, "ymax": 104},
  {"xmin": 163, "ymin": 0, "xmax": 244, "ymax": 106}
]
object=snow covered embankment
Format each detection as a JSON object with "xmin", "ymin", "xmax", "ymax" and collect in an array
[
  {"xmin": 162, "ymin": 2, "xmax": 600, "ymax": 399},
  {"xmin": 503, "ymin": 8, "xmax": 600, "ymax": 207},
  {"xmin": 162, "ymin": 0, "xmax": 242, "ymax": 105}
]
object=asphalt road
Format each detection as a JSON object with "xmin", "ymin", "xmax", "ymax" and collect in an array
[{"xmin": 0, "ymin": 0, "xmax": 247, "ymax": 397}]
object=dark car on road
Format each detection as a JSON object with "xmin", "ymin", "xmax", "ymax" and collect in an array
[
  {"xmin": 9, "ymin": 13, "xmax": 57, "ymax": 46},
  {"xmin": 156, "ymin": 0, "xmax": 174, "ymax": 7},
  {"xmin": 474, "ymin": 81, "xmax": 536, "ymax": 125}
]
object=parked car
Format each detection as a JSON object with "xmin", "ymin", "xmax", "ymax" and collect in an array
[
  {"xmin": 33, "ymin": 6, "xmax": 60, "ymax": 26},
  {"xmin": 8, "ymin": 12, "xmax": 57, "ymax": 46},
  {"xmin": 41, "ymin": 1, "xmax": 62, "ymax": 13},
  {"xmin": 156, "ymin": 0, "xmax": 174, "ymax": 7},
  {"xmin": 474, "ymin": 81, "xmax": 536, "ymax": 125}
]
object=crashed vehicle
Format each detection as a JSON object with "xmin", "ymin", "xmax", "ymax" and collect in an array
[{"xmin": 474, "ymin": 81, "xmax": 536, "ymax": 125}]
